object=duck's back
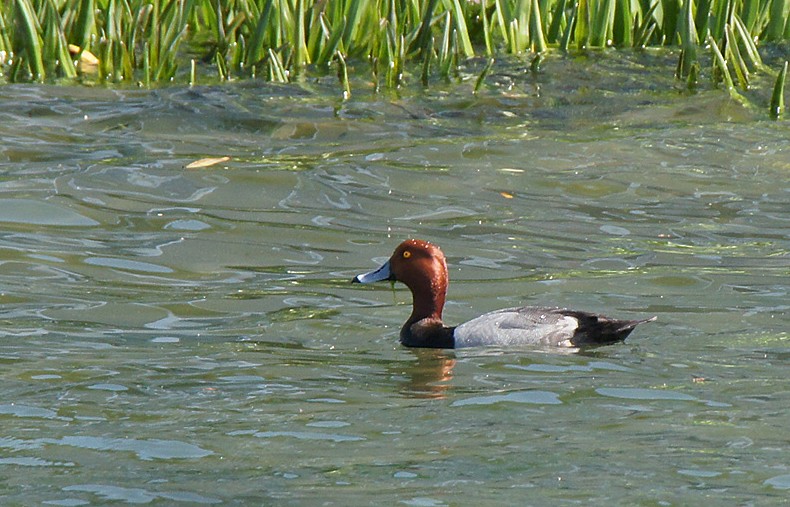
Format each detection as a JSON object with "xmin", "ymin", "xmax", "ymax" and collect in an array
[{"xmin": 453, "ymin": 307, "xmax": 655, "ymax": 348}]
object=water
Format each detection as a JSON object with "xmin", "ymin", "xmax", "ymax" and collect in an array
[{"xmin": 1, "ymin": 53, "xmax": 788, "ymax": 505}]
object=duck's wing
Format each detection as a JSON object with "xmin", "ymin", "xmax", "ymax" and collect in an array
[{"xmin": 453, "ymin": 307, "xmax": 656, "ymax": 348}]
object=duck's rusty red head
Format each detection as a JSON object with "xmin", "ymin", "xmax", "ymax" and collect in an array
[{"xmin": 353, "ymin": 239, "xmax": 449, "ymax": 322}]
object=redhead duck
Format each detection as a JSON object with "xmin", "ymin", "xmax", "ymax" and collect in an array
[{"xmin": 352, "ymin": 239, "xmax": 656, "ymax": 348}]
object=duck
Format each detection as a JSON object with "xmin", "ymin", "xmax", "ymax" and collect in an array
[{"xmin": 352, "ymin": 239, "xmax": 656, "ymax": 349}]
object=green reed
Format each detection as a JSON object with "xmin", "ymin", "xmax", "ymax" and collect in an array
[
  {"xmin": 0, "ymin": 0, "xmax": 788, "ymax": 115},
  {"xmin": 770, "ymin": 60, "xmax": 788, "ymax": 119}
]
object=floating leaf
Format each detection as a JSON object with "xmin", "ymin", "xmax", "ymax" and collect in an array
[{"xmin": 185, "ymin": 157, "xmax": 231, "ymax": 169}]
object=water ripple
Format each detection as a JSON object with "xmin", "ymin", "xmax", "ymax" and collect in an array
[
  {"xmin": 46, "ymin": 436, "xmax": 213, "ymax": 461},
  {"xmin": 452, "ymin": 390, "xmax": 562, "ymax": 406},
  {"xmin": 62, "ymin": 484, "xmax": 221, "ymax": 504},
  {"xmin": 0, "ymin": 403, "xmax": 67, "ymax": 420},
  {"xmin": 0, "ymin": 199, "xmax": 99, "ymax": 226},
  {"xmin": 231, "ymin": 429, "xmax": 365, "ymax": 443},
  {"xmin": 596, "ymin": 387, "xmax": 697, "ymax": 401}
]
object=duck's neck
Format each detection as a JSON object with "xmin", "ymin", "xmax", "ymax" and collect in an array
[
  {"xmin": 407, "ymin": 285, "xmax": 444, "ymax": 325},
  {"xmin": 400, "ymin": 270, "xmax": 453, "ymax": 348},
  {"xmin": 405, "ymin": 267, "xmax": 446, "ymax": 326}
]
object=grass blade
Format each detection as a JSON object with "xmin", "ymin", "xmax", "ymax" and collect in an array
[
  {"xmin": 73, "ymin": 0, "xmax": 96, "ymax": 51},
  {"xmin": 336, "ymin": 50, "xmax": 351, "ymax": 100},
  {"xmin": 482, "ymin": 1, "xmax": 492, "ymax": 56},
  {"xmin": 267, "ymin": 48, "xmax": 288, "ymax": 83},
  {"xmin": 731, "ymin": 13, "xmax": 764, "ymax": 70},
  {"xmin": 575, "ymin": 0, "xmax": 590, "ymax": 49},
  {"xmin": 413, "ymin": 0, "xmax": 439, "ymax": 57},
  {"xmin": 591, "ymin": 0, "xmax": 615, "ymax": 47},
  {"xmin": 0, "ymin": 6, "xmax": 11, "ymax": 52},
  {"xmin": 45, "ymin": 0, "xmax": 77, "ymax": 79},
  {"xmin": 765, "ymin": 0, "xmax": 787, "ymax": 41},
  {"xmin": 247, "ymin": 0, "xmax": 274, "ymax": 65},
  {"xmin": 530, "ymin": 0, "xmax": 548, "ymax": 52},
  {"xmin": 694, "ymin": 0, "xmax": 712, "ymax": 43},
  {"xmin": 613, "ymin": 0, "xmax": 632, "ymax": 46},
  {"xmin": 215, "ymin": 50, "xmax": 227, "ymax": 81},
  {"xmin": 14, "ymin": 0, "xmax": 46, "ymax": 80},
  {"xmin": 633, "ymin": 1, "xmax": 659, "ymax": 48},
  {"xmin": 294, "ymin": 0, "xmax": 309, "ymax": 70},
  {"xmin": 493, "ymin": 0, "xmax": 510, "ymax": 43},
  {"xmin": 547, "ymin": 0, "xmax": 567, "ymax": 43},
  {"xmin": 740, "ymin": 0, "xmax": 759, "ymax": 32},
  {"xmin": 317, "ymin": 13, "xmax": 346, "ymax": 66},
  {"xmin": 677, "ymin": 0, "xmax": 698, "ymax": 78},
  {"xmin": 770, "ymin": 61, "xmax": 787, "ymax": 119},
  {"xmin": 449, "ymin": 0, "xmax": 474, "ymax": 57},
  {"xmin": 708, "ymin": 34, "xmax": 742, "ymax": 102},
  {"xmin": 725, "ymin": 24, "xmax": 749, "ymax": 90},
  {"xmin": 560, "ymin": 3, "xmax": 576, "ymax": 51},
  {"xmin": 662, "ymin": 0, "xmax": 680, "ymax": 45},
  {"xmin": 474, "ymin": 57, "xmax": 494, "ymax": 95},
  {"xmin": 144, "ymin": 41, "xmax": 150, "ymax": 87},
  {"xmin": 710, "ymin": 0, "xmax": 731, "ymax": 40},
  {"xmin": 421, "ymin": 33, "xmax": 433, "ymax": 86}
]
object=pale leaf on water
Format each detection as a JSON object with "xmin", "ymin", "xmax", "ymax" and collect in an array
[{"xmin": 185, "ymin": 156, "xmax": 231, "ymax": 169}]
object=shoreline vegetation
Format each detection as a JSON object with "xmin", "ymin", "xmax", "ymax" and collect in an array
[{"xmin": 1, "ymin": 0, "xmax": 788, "ymax": 116}]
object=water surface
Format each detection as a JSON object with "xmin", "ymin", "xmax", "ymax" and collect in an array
[{"xmin": 0, "ymin": 53, "xmax": 788, "ymax": 505}]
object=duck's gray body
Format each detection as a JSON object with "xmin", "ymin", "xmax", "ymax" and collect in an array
[{"xmin": 453, "ymin": 307, "xmax": 656, "ymax": 348}]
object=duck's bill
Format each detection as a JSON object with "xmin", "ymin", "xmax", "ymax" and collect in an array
[{"xmin": 352, "ymin": 260, "xmax": 393, "ymax": 284}]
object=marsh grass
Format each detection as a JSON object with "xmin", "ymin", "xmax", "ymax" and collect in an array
[
  {"xmin": 0, "ymin": 0, "xmax": 788, "ymax": 115},
  {"xmin": 771, "ymin": 60, "xmax": 788, "ymax": 118}
]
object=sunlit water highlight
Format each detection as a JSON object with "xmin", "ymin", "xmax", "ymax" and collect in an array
[{"xmin": 0, "ymin": 54, "xmax": 788, "ymax": 504}]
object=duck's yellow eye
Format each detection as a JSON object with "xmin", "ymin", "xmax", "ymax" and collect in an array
[{"xmin": 402, "ymin": 250, "xmax": 411, "ymax": 259}]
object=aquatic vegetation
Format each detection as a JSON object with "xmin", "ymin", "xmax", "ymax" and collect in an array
[
  {"xmin": 771, "ymin": 60, "xmax": 788, "ymax": 118},
  {"xmin": 0, "ymin": 0, "xmax": 788, "ymax": 115}
]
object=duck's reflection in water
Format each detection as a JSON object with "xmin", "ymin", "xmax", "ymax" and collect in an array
[{"xmin": 394, "ymin": 348, "xmax": 456, "ymax": 399}]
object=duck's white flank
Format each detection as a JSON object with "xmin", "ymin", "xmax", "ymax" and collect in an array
[{"xmin": 453, "ymin": 307, "xmax": 580, "ymax": 348}]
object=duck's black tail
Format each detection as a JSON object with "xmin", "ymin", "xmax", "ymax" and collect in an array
[{"xmin": 567, "ymin": 311, "xmax": 657, "ymax": 347}]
